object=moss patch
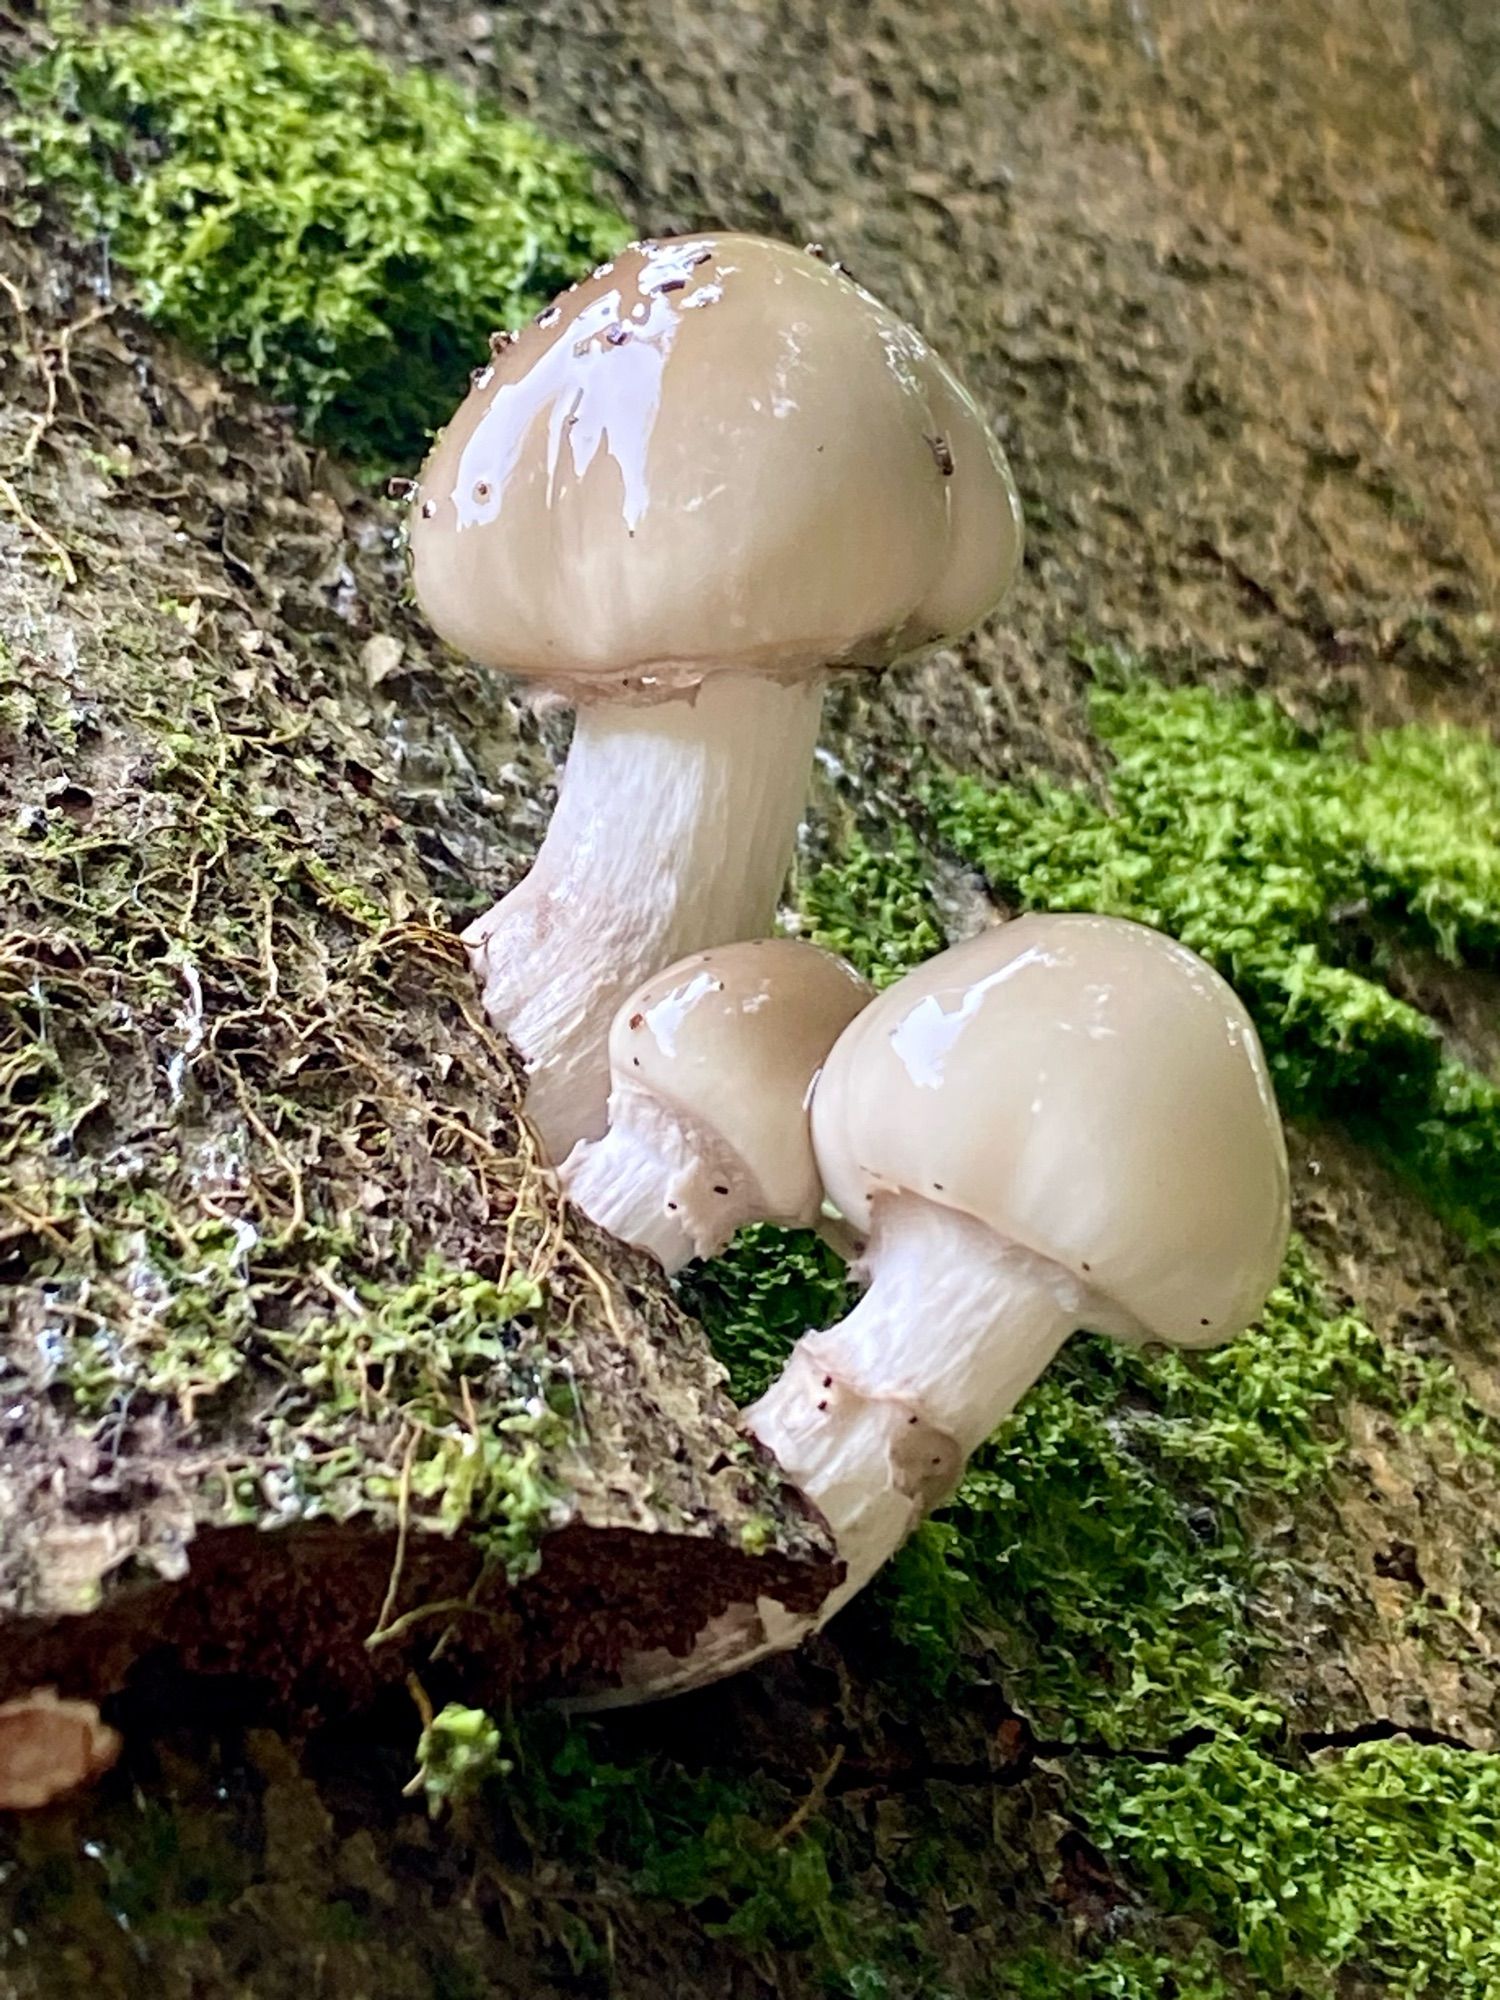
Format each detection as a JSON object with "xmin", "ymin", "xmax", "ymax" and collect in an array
[
  {"xmin": 1083, "ymin": 1734, "xmax": 1500, "ymax": 1998},
  {"xmin": 7, "ymin": 0, "xmax": 626, "ymax": 464}
]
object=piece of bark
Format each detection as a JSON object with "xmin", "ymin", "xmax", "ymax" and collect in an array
[{"xmin": 0, "ymin": 201, "xmax": 836, "ymax": 1722}]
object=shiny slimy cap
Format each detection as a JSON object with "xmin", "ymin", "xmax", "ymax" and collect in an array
[
  {"xmin": 611, "ymin": 937, "xmax": 871, "ymax": 1227},
  {"xmin": 410, "ymin": 234, "xmax": 1022, "ymax": 698},
  {"xmin": 810, "ymin": 914, "xmax": 1290, "ymax": 1346}
]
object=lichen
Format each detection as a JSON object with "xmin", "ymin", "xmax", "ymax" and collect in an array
[{"xmin": 7, "ymin": 0, "xmax": 627, "ymax": 464}]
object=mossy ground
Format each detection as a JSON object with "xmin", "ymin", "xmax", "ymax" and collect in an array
[
  {"xmin": 4, "ymin": 1, "xmax": 1500, "ymax": 1997},
  {"xmin": 7, "ymin": 1, "xmax": 626, "ymax": 465}
]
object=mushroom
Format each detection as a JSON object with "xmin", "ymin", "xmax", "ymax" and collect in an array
[
  {"xmin": 0, "ymin": 1688, "xmax": 121, "ymax": 1810},
  {"xmin": 409, "ymin": 233, "xmax": 1022, "ymax": 1158},
  {"xmin": 559, "ymin": 937, "xmax": 871, "ymax": 1271},
  {"xmin": 596, "ymin": 913, "xmax": 1289, "ymax": 1702}
]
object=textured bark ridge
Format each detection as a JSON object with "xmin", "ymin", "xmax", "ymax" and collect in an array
[{"xmin": 0, "ymin": 195, "xmax": 833, "ymax": 1720}]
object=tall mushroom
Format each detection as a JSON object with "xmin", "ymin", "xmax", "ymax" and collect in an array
[
  {"xmin": 596, "ymin": 913, "xmax": 1290, "ymax": 1702},
  {"xmin": 409, "ymin": 234, "xmax": 1022, "ymax": 1158},
  {"xmin": 560, "ymin": 938, "xmax": 871, "ymax": 1271}
]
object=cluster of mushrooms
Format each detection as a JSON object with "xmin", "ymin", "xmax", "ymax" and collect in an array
[{"xmin": 411, "ymin": 234, "xmax": 1291, "ymax": 1702}]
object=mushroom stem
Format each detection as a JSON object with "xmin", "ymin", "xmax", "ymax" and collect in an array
[
  {"xmin": 573, "ymin": 1195, "xmax": 1105, "ymax": 1708},
  {"xmin": 464, "ymin": 672, "xmax": 826, "ymax": 1160},
  {"xmin": 746, "ymin": 1194, "xmax": 1096, "ymax": 1620},
  {"xmin": 560, "ymin": 1102, "xmax": 710, "ymax": 1274}
]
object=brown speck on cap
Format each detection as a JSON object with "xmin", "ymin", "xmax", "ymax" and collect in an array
[
  {"xmin": 420, "ymin": 499, "xmax": 437, "ymax": 520},
  {"xmin": 489, "ymin": 328, "xmax": 516, "ymax": 353},
  {"xmin": 629, "ymin": 1013, "xmax": 644, "ymax": 1029},
  {"xmin": 926, "ymin": 433, "xmax": 956, "ymax": 476},
  {"xmin": 605, "ymin": 324, "xmax": 631, "ymax": 346}
]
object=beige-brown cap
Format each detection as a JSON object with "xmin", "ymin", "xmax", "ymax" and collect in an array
[
  {"xmin": 0, "ymin": 1688, "xmax": 121, "ymax": 1811},
  {"xmin": 810, "ymin": 914, "xmax": 1290, "ymax": 1346},
  {"xmin": 610, "ymin": 938, "xmax": 871, "ymax": 1226},
  {"xmin": 410, "ymin": 234, "xmax": 1022, "ymax": 696}
]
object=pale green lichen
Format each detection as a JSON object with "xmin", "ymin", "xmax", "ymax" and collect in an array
[
  {"xmin": 280, "ymin": 1260, "xmax": 566, "ymax": 1573},
  {"xmin": 410, "ymin": 1701, "xmax": 511, "ymax": 1815}
]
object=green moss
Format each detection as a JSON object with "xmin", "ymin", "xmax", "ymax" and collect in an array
[
  {"xmin": 282, "ymin": 1260, "xmax": 566, "ymax": 1575},
  {"xmin": 1083, "ymin": 1735, "xmax": 1500, "ymax": 1997},
  {"xmin": 676, "ymin": 1224, "xmax": 853, "ymax": 1405},
  {"xmin": 923, "ymin": 674, "xmax": 1500, "ymax": 1250},
  {"xmin": 797, "ymin": 824, "xmax": 945, "ymax": 988},
  {"xmin": 493, "ymin": 1713, "xmax": 863, "ymax": 1970},
  {"xmin": 8, "ymin": 0, "xmax": 626, "ymax": 464},
  {"xmin": 996, "ymin": 1940, "xmax": 1235, "ymax": 2000}
]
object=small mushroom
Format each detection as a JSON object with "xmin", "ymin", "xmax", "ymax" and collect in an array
[
  {"xmin": 599, "ymin": 913, "xmax": 1289, "ymax": 1702},
  {"xmin": 0, "ymin": 1688, "xmax": 121, "ymax": 1810},
  {"xmin": 409, "ymin": 233, "xmax": 1021, "ymax": 1158},
  {"xmin": 559, "ymin": 938, "xmax": 871, "ymax": 1271}
]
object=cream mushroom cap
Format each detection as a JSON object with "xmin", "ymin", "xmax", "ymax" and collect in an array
[
  {"xmin": 810, "ymin": 913, "xmax": 1290, "ymax": 1347},
  {"xmin": 409, "ymin": 233, "xmax": 1023, "ymax": 697},
  {"xmin": 611, "ymin": 938, "xmax": 871, "ymax": 1226}
]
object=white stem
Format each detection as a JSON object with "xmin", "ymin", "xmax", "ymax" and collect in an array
[
  {"xmin": 464, "ymin": 672, "xmax": 825, "ymax": 1161},
  {"xmin": 747, "ymin": 1198, "xmax": 1089, "ymax": 1617},
  {"xmin": 561, "ymin": 1092, "xmax": 757, "ymax": 1274},
  {"xmin": 569, "ymin": 1196, "xmax": 1098, "ymax": 1708}
]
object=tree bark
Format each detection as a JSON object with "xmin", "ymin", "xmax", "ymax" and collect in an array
[{"xmin": 0, "ymin": 190, "xmax": 834, "ymax": 1720}]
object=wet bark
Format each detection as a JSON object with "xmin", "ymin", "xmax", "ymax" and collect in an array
[{"xmin": 0, "ymin": 171, "xmax": 833, "ymax": 1719}]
